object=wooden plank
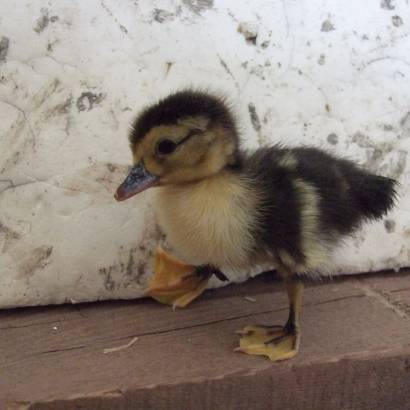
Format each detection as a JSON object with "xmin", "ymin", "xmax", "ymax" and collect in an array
[
  {"xmin": 0, "ymin": 275, "xmax": 365, "ymax": 366},
  {"xmin": 1, "ymin": 270, "xmax": 410, "ymax": 409}
]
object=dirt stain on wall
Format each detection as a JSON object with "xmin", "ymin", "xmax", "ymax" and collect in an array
[
  {"xmin": 351, "ymin": 132, "xmax": 407, "ymax": 178},
  {"xmin": 380, "ymin": 0, "xmax": 395, "ymax": 10},
  {"xmin": 0, "ymin": 36, "xmax": 10, "ymax": 63},
  {"xmin": 327, "ymin": 133, "xmax": 338, "ymax": 145},
  {"xmin": 17, "ymin": 246, "xmax": 53, "ymax": 278},
  {"xmin": 153, "ymin": 9, "xmax": 176, "ymax": 23},
  {"xmin": 34, "ymin": 8, "xmax": 59, "ymax": 34},
  {"xmin": 248, "ymin": 103, "xmax": 261, "ymax": 132},
  {"xmin": 182, "ymin": 0, "xmax": 213, "ymax": 14},
  {"xmin": 321, "ymin": 19, "xmax": 335, "ymax": 32},
  {"xmin": 0, "ymin": 223, "xmax": 20, "ymax": 253},
  {"xmin": 76, "ymin": 92, "xmax": 105, "ymax": 112},
  {"xmin": 99, "ymin": 266, "xmax": 116, "ymax": 291},
  {"xmin": 384, "ymin": 219, "xmax": 396, "ymax": 233}
]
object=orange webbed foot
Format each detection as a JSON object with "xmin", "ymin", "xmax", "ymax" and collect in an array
[{"xmin": 145, "ymin": 249, "xmax": 212, "ymax": 308}]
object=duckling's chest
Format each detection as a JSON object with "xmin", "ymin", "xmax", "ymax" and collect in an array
[{"xmin": 155, "ymin": 176, "xmax": 259, "ymax": 269}]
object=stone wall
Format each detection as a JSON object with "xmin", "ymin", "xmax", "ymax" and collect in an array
[{"xmin": 0, "ymin": 0, "xmax": 409, "ymax": 307}]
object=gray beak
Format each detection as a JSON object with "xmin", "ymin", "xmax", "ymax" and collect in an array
[{"xmin": 114, "ymin": 162, "xmax": 159, "ymax": 201}]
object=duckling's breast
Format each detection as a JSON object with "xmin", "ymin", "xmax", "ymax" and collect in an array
[{"xmin": 155, "ymin": 172, "xmax": 260, "ymax": 270}]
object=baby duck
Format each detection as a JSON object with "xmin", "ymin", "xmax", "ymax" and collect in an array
[{"xmin": 115, "ymin": 90, "xmax": 397, "ymax": 362}]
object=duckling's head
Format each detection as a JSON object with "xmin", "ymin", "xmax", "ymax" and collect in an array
[{"xmin": 115, "ymin": 90, "xmax": 240, "ymax": 201}]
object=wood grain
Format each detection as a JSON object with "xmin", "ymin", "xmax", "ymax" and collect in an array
[{"xmin": 1, "ymin": 270, "xmax": 410, "ymax": 409}]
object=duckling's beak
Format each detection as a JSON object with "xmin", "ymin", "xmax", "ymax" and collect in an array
[{"xmin": 114, "ymin": 162, "xmax": 159, "ymax": 201}]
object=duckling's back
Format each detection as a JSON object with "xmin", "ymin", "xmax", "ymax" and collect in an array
[
  {"xmin": 292, "ymin": 147, "xmax": 397, "ymax": 231},
  {"xmin": 244, "ymin": 146, "xmax": 397, "ymax": 273}
]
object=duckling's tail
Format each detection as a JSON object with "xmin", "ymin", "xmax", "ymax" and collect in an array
[{"xmin": 353, "ymin": 174, "xmax": 398, "ymax": 221}]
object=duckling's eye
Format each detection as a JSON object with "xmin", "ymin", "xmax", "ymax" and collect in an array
[{"xmin": 156, "ymin": 139, "xmax": 177, "ymax": 155}]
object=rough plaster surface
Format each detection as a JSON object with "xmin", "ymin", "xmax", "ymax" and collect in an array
[{"xmin": 0, "ymin": 0, "xmax": 409, "ymax": 308}]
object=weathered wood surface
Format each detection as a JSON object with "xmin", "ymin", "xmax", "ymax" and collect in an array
[{"xmin": 1, "ymin": 270, "xmax": 410, "ymax": 409}]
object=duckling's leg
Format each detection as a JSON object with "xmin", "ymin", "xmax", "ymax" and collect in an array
[
  {"xmin": 167, "ymin": 264, "xmax": 227, "ymax": 308},
  {"xmin": 236, "ymin": 278, "xmax": 303, "ymax": 362},
  {"xmin": 145, "ymin": 249, "xmax": 228, "ymax": 308}
]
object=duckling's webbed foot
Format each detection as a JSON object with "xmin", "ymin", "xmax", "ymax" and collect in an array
[
  {"xmin": 235, "ymin": 324, "xmax": 299, "ymax": 362},
  {"xmin": 235, "ymin": 279, "xmax": 303, "ymax": 362},
  {"xmin": 170, "ymin": 264, "xmax": 222, "ymax": 308},
  {"xmin": 145, "ymin": 249, "xmax": 227, "ymax": 308}
]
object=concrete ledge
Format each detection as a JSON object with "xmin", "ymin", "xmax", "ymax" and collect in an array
[{"xmin": 1, "ymin": 270, "xmax": 410, "ymax": 409}]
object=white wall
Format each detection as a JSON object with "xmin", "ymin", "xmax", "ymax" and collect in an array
[{"xmin": 0, "ymin": 0, "xmax": 409, "ymax": 308}]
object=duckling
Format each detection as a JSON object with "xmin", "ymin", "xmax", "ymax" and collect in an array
[{"xmin": 115, "ymin": 90, "xmax": 397, "ymax": 362}]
